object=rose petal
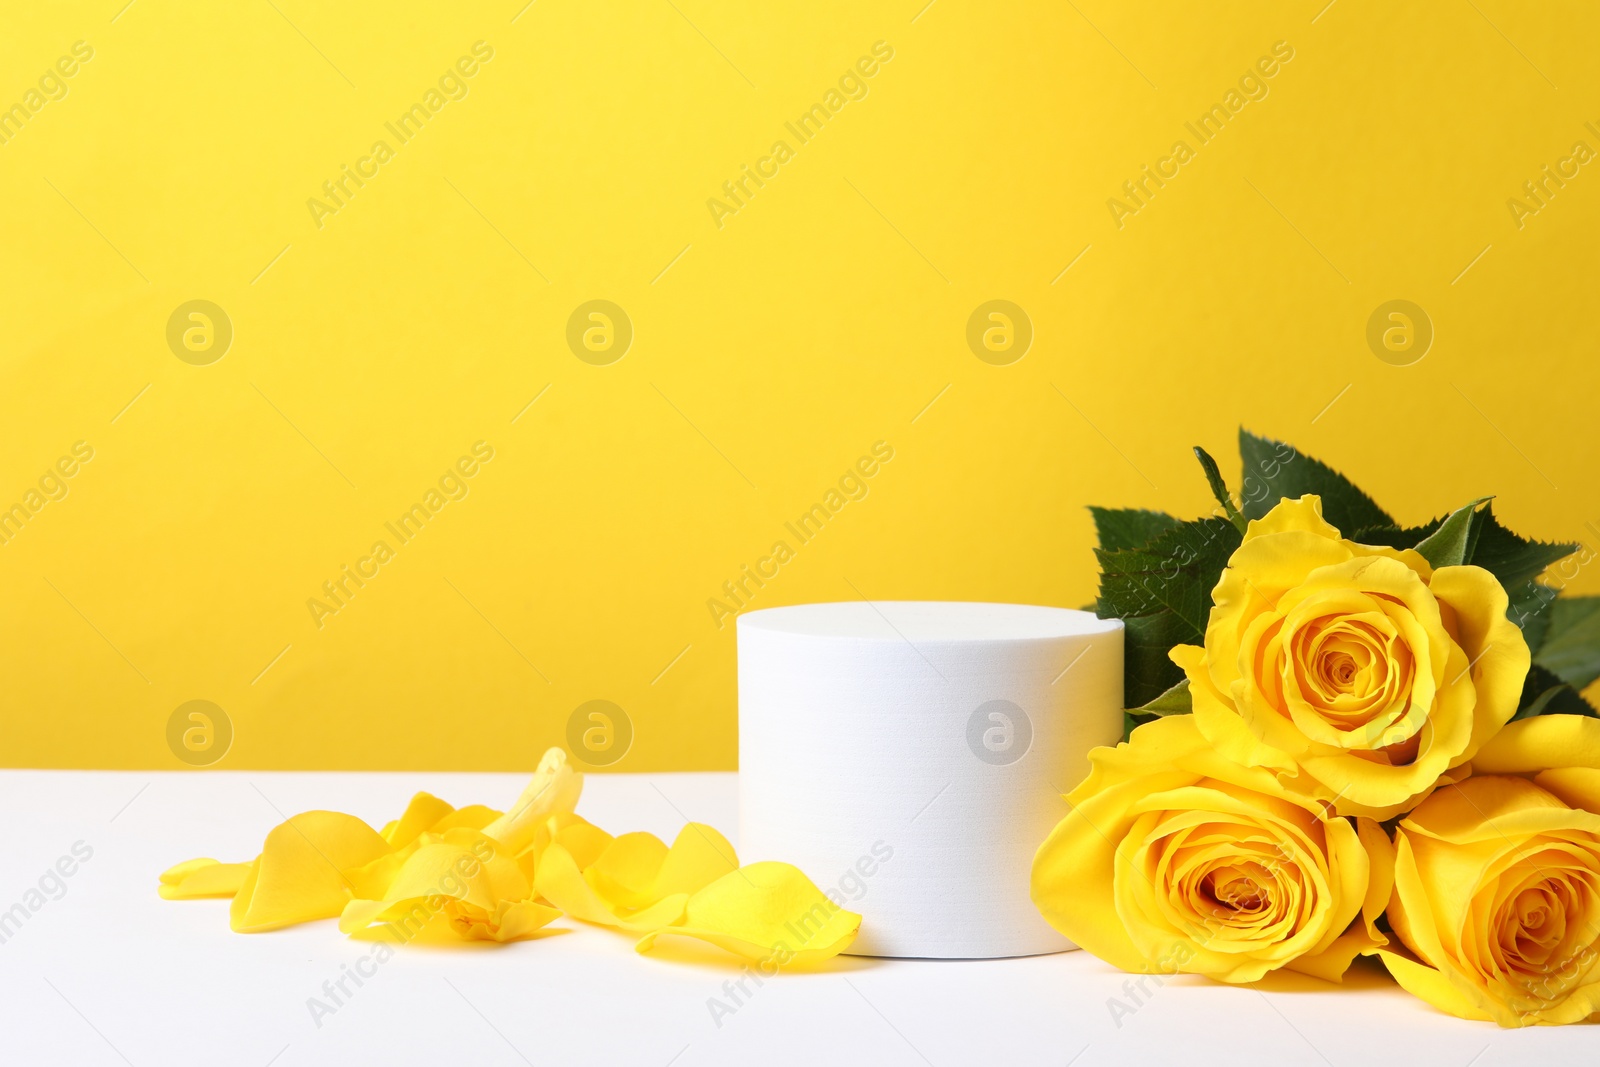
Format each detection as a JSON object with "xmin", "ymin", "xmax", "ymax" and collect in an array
[
  {"xmin": 1474, "ymin": 716, "xmax": 1600, "ymax": 776},
  {"xmin": 635, "ymin": 862, "xmax": 860, "ymax": 964},
  {"xmin": 480, "ymin": 747, "xmax": 583, "ymax": 855},
  {"xmin": 338, "ymin": 831, "xmax": 554, "ymax": 943},
  {"xmin": 229, "ymin": 812, "xmax": 392, "ymax": 932},
  {"xmin": 158, "ymin": 859, "xmax": 252, "ymax": 900},
  {"xmin": 378, "ymin": 792, "xmax": 456, "ymax": 847},
  {"xmin": 535, "ymin": 841, "xmax": 688, "ymax": 932},
  {"xmin": 1378, "ymin": 947, "xmax": 1493, "ymax": 1021}
]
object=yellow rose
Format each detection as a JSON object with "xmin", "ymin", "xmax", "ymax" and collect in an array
[
  {"xmin": 1031, "ymin": 715, "xmax": 1392, "ymax": 984},
  {"xmin": 1171, "ymin": 495, "xmax": 1529, "ymax": 818},
  {"xmin": 1381, "ymin": 766, "xmax": 1600, "ymax": 1025},
  {"xmin": 1377, "ymin": 715, "xmax": 1600, "ymax": 1025}
]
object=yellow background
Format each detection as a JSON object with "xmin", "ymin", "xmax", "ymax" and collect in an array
[{"xmin": 3, "ymin": 1, "xmax": 1598, "ymax": 770}]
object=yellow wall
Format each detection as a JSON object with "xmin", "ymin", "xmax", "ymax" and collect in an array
[{"xmin": 4, "ymin": 2, "xmax": 1598, "ymax": 770}]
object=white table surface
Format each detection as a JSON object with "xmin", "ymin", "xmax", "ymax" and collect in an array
[{"xmin": 0, "ymin": 769, "xmax": 1592, "ymax": 1065}]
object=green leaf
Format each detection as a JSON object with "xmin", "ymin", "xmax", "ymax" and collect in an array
[
  {"xmin": 1088, "ymin": 507, "xmax": 1181, "ymax": 552},
  {"xmin": 1096, "ymin": 517, "xmax": 1241, "ymax": 708},
  {"xmin": 1192, "ymin": 447, "xmax": 1248, "ymax": 534},
  {"xmin": 1534, "ymin": 595, "xmax": 1600, "ymax": 691},
  {"xmin": 1355, "ymin": 504, "xmax": 1575, "ymax": 592},
  {"xmin": 1465, "ymin": 507, "xmax": 1578, "ymax": 590},
  {"xmin": 1513, "ymin": 663, "xmax": 1598, "ymax": 720},
  {"xmin": 1513, "ymin": 683, "xmax": 1578, "ymax": 721},
  {"xmin": 1412, "ymin": 498, "xmax": 1491, "ymax": 569},
  {"xmin": 1118, "ymin": 612, "xmax": 1199, "ymax": 709},
  {"xmin": 1349, "ymin": 523, "xmax": 1436, "ymax": 550},
  {"xmin": 1096, "ymin": 518, "xmax": 1242, "ymax": 637},
  {"xmin": 1122, "ymin": 680, "xmax": 1192, "ymax": 739},
  {"xmin": 1506, "ymin": 579, "xmax": 1559, "ymax": 651},
  {"xmin": 1131, "ymin": 678, "xmax": 1191, "ymax": 716},
  {"xmin": 1238, "ymin": 429, "xmax": 1393, "ymax": 532}
]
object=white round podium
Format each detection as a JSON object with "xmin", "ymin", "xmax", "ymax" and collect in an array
[{"xmin": 737, "ymin": 601, "xmax": 1124, "ymax": 958}]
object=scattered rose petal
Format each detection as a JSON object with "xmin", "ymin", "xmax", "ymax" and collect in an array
[{"xmin": 636, "ymin": 861, "xmax": 861, "ymax": 965}]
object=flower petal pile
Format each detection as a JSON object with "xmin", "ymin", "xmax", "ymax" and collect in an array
[{"xmin": 162, "ymin": 747, "xmax": 859, "ymax": 969}]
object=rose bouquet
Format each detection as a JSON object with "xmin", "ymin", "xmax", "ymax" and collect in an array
[{"xmin": 1033, "ymin": 430, "xmax": 1600, "ymax": 1027}]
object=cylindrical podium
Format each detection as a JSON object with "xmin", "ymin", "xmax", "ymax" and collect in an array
[{"xmin": 737, "ymin": 601, "xmax": 1124, "ymax": 958}]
